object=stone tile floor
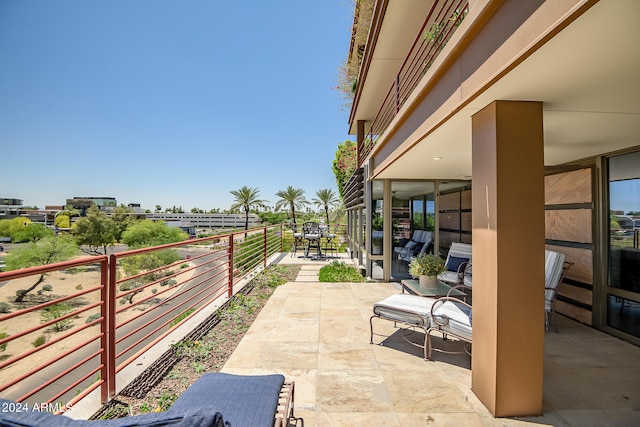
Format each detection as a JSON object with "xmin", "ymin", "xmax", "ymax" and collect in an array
[{"xmin": 221, "ymin": 254, "xmax": 640, "ymax": 426}]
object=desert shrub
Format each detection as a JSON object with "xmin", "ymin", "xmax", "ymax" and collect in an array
[
  {"xmin": 41, "ymin": 303, "xmax": 74, "ymax": 332},
  {"xmin": 75, "ymin": 284, "xmax": 83, "ymax": 290},
  {"xmin": 32, "ymin": 335, "xmax": 47, "ymax": 347},
  {"xmin": 0, "ymin": 302, "xmax": 10, "ymax": 313},
  {"xmin": 85, "ymin": 313, "xmax": 101, "ymax": 324},
  {"xmin": 160, "ymin": 279, "xmax": 177, "ymax": 287},
  {"xmin": 42, "ymin": 284, "xmax": 53, "ymax": 292},
  {"xmin": 0, "ymin": 332, "xmax": 8, "ymax": 352}
]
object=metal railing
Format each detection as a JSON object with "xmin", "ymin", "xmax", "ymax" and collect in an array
[
  {"xmin": 0, "ymin": 225, "xmax": 283, "ymax": 408},
  {"xmin": 357, "ymin": 0, "xmax": 469, "ymax": 167}
]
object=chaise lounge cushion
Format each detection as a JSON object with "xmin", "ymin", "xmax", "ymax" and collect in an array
[
  {"xmin": 432, "ymin": 301, "xmax": 472, "ymax": 342},
  {"xmin": 372, "ymin": 294, "xmax": 435, "ymax": 327},
  {"xmin": 0, "ymin": 399, "xmax": 223, "ymax": 427},
  {"xmin": 170, "ymin": 373, "xmax": 284, "ymax": 427}
]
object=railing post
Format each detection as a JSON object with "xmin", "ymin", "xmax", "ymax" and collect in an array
[
  {"xmin": 106, "ymin": 254, "xmax": 118, "ymax": 401},
  {"xmin": 228, "ymin": 234, "xmax": 234, "ymax": 298},
  {"xmin": 264, "ymin": 227, "xmax": 268, "ymax": 269},
  {"xmin": 99, "ymin": 257, "xmax": 109, "ymax": 403}
]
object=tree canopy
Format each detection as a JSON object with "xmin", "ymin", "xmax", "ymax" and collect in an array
[
  {"xmin": 312, "ymin": 188, "xmax": 339, "ymax": 224},
  {"xmin": 4, "ymin": 235, "xmax": 79, "ymax": 302},
  {"xmin": 121, "ymin": 220, "xmax": 189, "ymax": 248},
  {"xmin": 332, "ymin": 140, "xmax": 357, "ymax": 199},
  {"xmin": 72, "ymin": 205, "xmax": 118, "ymax": 255},
  {"xmin": 275, "ymin": 186, "xmax": 308, "ymax": 225},
  {"xmin": 230, "ymin": 186, "xmax": 267, "ymax": 230}
]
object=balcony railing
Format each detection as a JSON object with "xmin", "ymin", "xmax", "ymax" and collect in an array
[
  {"xmin": 357, "ymin": 0, "xmax": 469, "ymax": 167},
  {"xmin": 0, "ymin": 225, "xmax": 283, "ymax": 409}
]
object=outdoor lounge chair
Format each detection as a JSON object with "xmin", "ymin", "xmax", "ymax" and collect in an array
[
  {"xmin": 426, "ymin": 296, "xmax": 473, "ymax": 360},
  {"xmin": 394, "ymin": 230, "xmax": 433, "ymax": 262},
  {"xmin": 0, "ymin": 373, "xmax": 295, "ymax": 427},
  {"xmin": 438, "ymin": 242, "xmax": 472, "ymax": 285},
  {"xmin": 545, "ymin": 249, "xmax": 573, "ymax": 332},
  {"xmin": 370, "ymin": 286, "xmax": 470, "ymax": 360}
]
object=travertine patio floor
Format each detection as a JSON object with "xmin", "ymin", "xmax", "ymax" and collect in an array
[{"xmin": 221, "ymin": 253, "xmax": 640, "ymax": 426}]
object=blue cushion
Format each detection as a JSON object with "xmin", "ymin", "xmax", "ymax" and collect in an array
[
  {"xmin": 446, "ymin": 256, "xmax": 468, "ymax": 272},
  {"xmin": 170, "ymin": 373, "xmax": 284, "ymax": 427},
  {"xmin": 0, "ymin": 398, "xmax": 223, "ymax": 426}
]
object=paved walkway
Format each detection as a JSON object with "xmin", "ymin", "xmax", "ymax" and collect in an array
[{"xmin": 221, "ymin": 252, "xmax": 640, "ymax": 426}]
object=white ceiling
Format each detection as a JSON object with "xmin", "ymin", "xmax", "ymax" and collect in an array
[{"xmin": 362, "ymin": 0, "xmax": 640, "ymax": 181}]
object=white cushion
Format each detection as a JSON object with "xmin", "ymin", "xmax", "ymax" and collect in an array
[
  {"xmin": 433, "ymin": 301, "xmax": 472, "ymax": 342},
  {"xmin": 373, "ymin": 294, "xmax": 435, "ymax": 327}
]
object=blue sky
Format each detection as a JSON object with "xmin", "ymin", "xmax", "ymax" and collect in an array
[{"xmin": 0, "ymin": 1, "xmax": 354, "ymax": 211}]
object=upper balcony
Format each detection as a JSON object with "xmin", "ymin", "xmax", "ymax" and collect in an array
[{"xmin": 348, "ymin": 0, "xmax": 640, "ymax": 181}]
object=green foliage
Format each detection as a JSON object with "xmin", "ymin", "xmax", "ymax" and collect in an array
[
  {"xmin": 13, "ymin": 223, "xmax": 54, "ymax": 243},
  {"xmin": 156, "ymin": 391, "xmax": 178, "ymax": 412},
  {"xmin": 253, "ymin": 264, "xmax": 294, "ymax": 289},
  {"xmin": 409, "ymin": 253, "xmax": 446, "ymax": 278},
  {"xmin": 160, "ymin": 278, "xmax": 178, "ymax": 287},
  {"xmin": 4, "ymin": 235, "xmax": 79, "ymax": 271},
  {"xmin": 0, "ymin": 217, "xmax": 35, "ymax": 241},
  {"xmin": 121, "ymin": 220, "xmax": 188, "ymax": 248},
  {"xmin": 0, "ymin": 332, "xmax": 8, "ymax": 352},
  {"xmin": 85, "ymin": 313, "xmax": 101, "ymax": 324},
  {"xmin": 275, "ymin": 186, "xmax": 308, "ymax": 225},
  {"xmin": 170, "ymin": 307, "xmax": 195, "ymax": 327},
  {"xmin": 42, "ymin": 284, "xmax": 53, "ymax": 292},
  {"xmin": 229, "ymin": 186, "xmax": 267, "ymax": 230},
  {"xmin": 0, "ymin": 302, "xmax": 11, "ymax": 313},
  {"xmin": 312, "ymin": 188, "xmax": 340, "ymax": 224},
  {"xmin": 120, "ymin": 250, "xmax": 182, "ymax": 277},
  {"xmin": 110, "ymin": 205, "xmax": 139, "ymax": 242},
  {"xmin": 332, "ymin": 140, "xmax": 357, "ymax": 199},
  {"xmin": 257, "ymin": 211, "xmax": 288, "ymax": 225},
  {"xmin": 318, "ymin": 261, "xmax": 364, "ymax": 282},
  {"xmin": 41, "ymin": 303, "xmax": 74, "ymax": 332},
  {"xmin": 72, "ymin": 206, "xmax": 117, "ymax": 255},
  {"xmin": 32, "ymin": 335, "xmax": 47, "ymax": 347}
]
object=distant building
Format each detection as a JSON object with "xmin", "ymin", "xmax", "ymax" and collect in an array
[
  {"xmin": 66, "ymin": 196, "xmax": 117, "ymax": 215},
  {"xmin": 0, "ymin": 198, "xmax": 23, "ymax": 206},
  {"xmin": 148, "ymin": 213, "xmax": 260, "ymax": 229}
]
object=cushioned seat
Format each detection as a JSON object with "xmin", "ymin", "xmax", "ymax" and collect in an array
[
  {"xmin": 427, "ymin": 297, "xmax": 473, "ymax": 360},
  {"xmin": 370, "ymin": 294, "xmax": 437, "ymax": 359},
  {"xmin": 0, "ymin": 373, "xmax": 294, "ymax": 427},
  {"xmin": 438, "ymin": 242, "xmax": 472, "ymax": 285}
]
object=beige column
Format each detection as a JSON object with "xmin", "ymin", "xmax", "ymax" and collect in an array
[{"xmin": 471, "ymin": 101, "xmax": 545, "ymax": 417}]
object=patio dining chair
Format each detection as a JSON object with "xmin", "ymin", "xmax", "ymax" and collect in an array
[
  {"xmin": 290, "ymin": 223, "xmax": 305, "ymax": 257},
  {"xmin": 303, "ymin": 221, "xmax": 322, "ymax": 258}
]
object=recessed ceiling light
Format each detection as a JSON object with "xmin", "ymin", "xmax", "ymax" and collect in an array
[{"xmin": 433, "ymin": 157, "xmax": 442, "ymax": 160}]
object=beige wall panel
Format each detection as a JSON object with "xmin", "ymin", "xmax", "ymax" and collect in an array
[
  {"xmin": 439, "ymin": 231, "xmax": 460, "ymax": 252},
  {"xmin": 461, "ymin": 189, "xmax": 472, "ymax": 210},
  {"xmin": 545, "ymin": 209, "xmax": 592, "ymax": 243},
  {"xmin": 545, "ymin": 168, "xmax": 592, "ymax": 205},
  {"xmin": 557, "ymin": 283, "xmax": 593, "ymax": 307},
  {"xmin": 440, "ymin": 211, "xmax": 460, "ymax": 230},
  {"xmin": 439, "ymin": 192, "xmax": 460, "ymax": 211},
  {"xmin": 546, "ymin": 245, "xmax": 593, "ymax": 284},
  {"xmin": 555, "ymin": 300, "xmax": 592, "ymax": 325},
  {"xmin": 462, "ymin": 212, "xmax": 472, "ymax": 232}
]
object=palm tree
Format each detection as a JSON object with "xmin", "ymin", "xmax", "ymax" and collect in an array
[
  {"xmin": 275, "ymin": 186, "xmax": 308, "ymax": 225},
  {"xmin": 229, "ymin": 186, "xmax": 267, "ymax": 230},
  {"xmin": 312, "ymin": 188, "xmax": 339, "ymax": 224}
]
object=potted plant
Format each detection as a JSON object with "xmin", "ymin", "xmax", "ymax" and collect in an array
[{"xmin": 409, "ymin": 253, "xmax": 446, "ymax": 288}]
